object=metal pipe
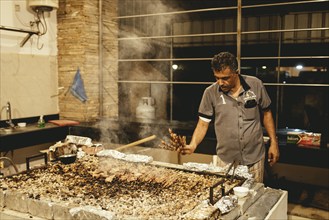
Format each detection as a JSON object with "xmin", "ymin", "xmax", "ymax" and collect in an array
[
  {"xmin": 117, "ymin": 80, "xmax": 329, "ymax": 87},
  {"xmin": 115, "ymin": 56, "xmax": 329, "ymax": 62},
  {"xmin": 6, "ymin": 102, "xmax": 12, "ymax": 123},
  {"xmin": 0, "ymin": 25, "xmax": 39, "ymax": 47},
  {"xmin": 118, "ymin": 80, "xmax": 215, "ymax": 85},
  {"xmin": 20, "ymin": 33, "xmax": 33, "ymax": 47},
  {"xmin": 118, "ymin": 31, "xmax": 237, "ymax": 40},
  {"xmin": 98, "ymin": 0, "xmax": 104, "ymax": 117},
  {"xmin": 237, "ymin": 0, "xmax": 242, "ymax": 71},
  {"xmin": 118, "ymin": 58, "xmax": 211, "ymax": 62},
  {"xmin": 275, "ymin": 15, "xmax": 283, "ymax": 130},
  {"xmin": 241, "ymin": 56, "xmax": 329, "ymax": 59},
  {"xmin": 115, "ymin": 6, "xmax": 237, "ymax": 19},
  {"xmin": 170, "ymin": 23, "xmax": 174, "ymax": 122},
  {"xmin": 242, "ymin": 27, "xmax": 329, "ymax": 35},
  {"xmin": 0, "ymin": 25, "xmax": 39, "ymax": 34},
  {"xmin": 263, "ymin": 83, "xmax": 329, "ymax": 87},
  {"xmin": 242, "ymin": 0, "xmax": 328, "ymax": 9},
  {"xmin": 117, "ymin": 27, "xmax": 329, "ymax": 41},
  {"xmin": 114, "ymin": 0, "xmax": 327, "ymax": 19},
  {"xmin": 5, "ymin": 102, "xmax": 15, "ymax": 128}
]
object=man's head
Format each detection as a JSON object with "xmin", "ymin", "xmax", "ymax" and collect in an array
[
  {"xmin": 211, "ymin": 52, "xmax": 238, "ymax": 73},
  {"xmin": 211, "ymin": 52, "xmax": 239, "ymax": 93}
]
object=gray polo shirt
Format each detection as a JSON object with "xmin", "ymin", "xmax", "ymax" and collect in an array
[{"xmin": 198, "ymin": 74, "xmax": 271, "ymax": 165}]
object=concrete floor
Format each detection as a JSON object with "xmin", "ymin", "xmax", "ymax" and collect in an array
[
  {"xmin": 265, "ymin": 177, "xmax": 329, "ymax": 220},
  {"xmin": 288, "ymin": 203, "xmax": 329, "ymax": 220},
  {"xmin": 288, "ymin": 215, "xmax": 314, "ymax": 220}
]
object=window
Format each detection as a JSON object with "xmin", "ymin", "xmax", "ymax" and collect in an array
[{"xmin": 115, "ymin": 0, "xmax": 329, "ymax": 145}]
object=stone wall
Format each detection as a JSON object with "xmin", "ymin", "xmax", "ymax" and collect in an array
[{"xmin": 57, "ymin": 0, "xmax": 118, "ymax": 122}]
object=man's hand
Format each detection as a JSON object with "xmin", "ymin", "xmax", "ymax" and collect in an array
[
  {"xmin": 178, "ymin": 118, "xmax": 209, "ymax": 155},
  {"xmin": 263, "ymin": 109, "xmax": 280, "ymax": 166},
  {"xmin": 268, "ymin": 144, "xmax": 280, "ymax": 166},
  {"xmin": 178, "ymin": 144, "xmax": 197, "ymax": 155}
]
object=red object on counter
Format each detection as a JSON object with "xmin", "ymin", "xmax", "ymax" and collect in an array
[
  {"xmin": 48, "ymin": 120, "xmax": 80, "ymax": 126},
  {"xmin": 287, "ymin": 131, "xmax": 321, "ymax": 148}
]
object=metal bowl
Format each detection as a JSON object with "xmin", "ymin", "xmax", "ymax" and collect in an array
[{"xmin": 58, "ymin": 154, "xmax": 77, "ymax": 164}]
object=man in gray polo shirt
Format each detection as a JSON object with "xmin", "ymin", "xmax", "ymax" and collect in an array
[{"xmin": 179, "ymin": 52, "xmax": 280, "ymax": 182}]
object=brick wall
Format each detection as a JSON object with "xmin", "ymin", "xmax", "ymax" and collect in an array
[
  {"xmin": 57, "ymin": 0, "xmax": 118, "ymax": 122},
  {"xmin": 101, "ymin": 0, "xmax": 119, "ymax": 119}
]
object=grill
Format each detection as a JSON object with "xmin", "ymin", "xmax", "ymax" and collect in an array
[{"xmin": 0, "ymin": 154, "xmax": 245, "ymax": 219}]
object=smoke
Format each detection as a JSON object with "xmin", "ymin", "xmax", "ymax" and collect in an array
[
  {"xmin": 135, "ymin": 120, "xmax": 190, "ymax": 149},
  {"xmin": 118, "ymin": 0, "xmax": 185, "ymax": 120},
  {"xmin": 95, "ymin": 119, "xmax": 130, "ymax": 148},
  {"xmin": 94, "ymin": 116, "xmax": 188, "ymax": 151},
  {"xmin": 118, "ymin": 0, "xmax": 180, "ymax": 59},
  {"xmin": 98, "ymin": 0, "xmax": 191, "ymax": 148},
  {"xmin": 118, "ymin": 0, "xmax": 189, "ymax": 60}
]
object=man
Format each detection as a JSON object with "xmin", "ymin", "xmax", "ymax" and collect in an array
[{"xmin": 180, "ymin": 52, "xmax": 279, "ymax": 182}]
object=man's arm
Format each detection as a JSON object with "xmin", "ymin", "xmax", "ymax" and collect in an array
[
  {"xmin": 179, "ymin": 118, "xmax": 209, "ymax": 155},
  {"xmin": 263, "ymin": 109, "xmax": 280, "ymax": 166}
]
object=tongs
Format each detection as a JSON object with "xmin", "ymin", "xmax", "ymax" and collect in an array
[
  {"xmin": 209, "ymin": 160, "xmax": 239, "ymax": 205},
  {"xmin": 225, "ymin": 160, "xmax": 239, "ymax": 183}
]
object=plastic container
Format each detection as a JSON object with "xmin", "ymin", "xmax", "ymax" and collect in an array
[
  {"xmin": 18, "ymin": 122, "xmax": 27, "ymax": 127},
  {"xmin": 38, "ymin": 115, "xmax": 45, "ymax": 128},
  {"xmin": 233, "ymin": 186, "xmax": 249, "ymax": 198}
]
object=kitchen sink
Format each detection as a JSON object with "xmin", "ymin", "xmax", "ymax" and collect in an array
[
  {"xmin": 0, "ymin": 127, "xmax": 17, "ymax": 134},
  {"xmin": 0, "ymin": 123, "xmax": 51, "ymax": 136},
  {"xmin": 0, "ymin": 122, "xmax": 70, "ymax": 152}
]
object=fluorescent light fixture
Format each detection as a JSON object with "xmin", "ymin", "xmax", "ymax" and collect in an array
[
  {"xmin": 296, "ymin": 65, "xmax": 303, "ymax": 70},
  {"xmin": 262, "ymin": 66, "xmax": 267, "ymax": 69}
]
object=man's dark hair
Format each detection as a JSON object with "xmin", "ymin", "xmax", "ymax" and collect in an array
[{"xmin": 211, "ymin": 52, "xmax": 238, "ymax": 72}]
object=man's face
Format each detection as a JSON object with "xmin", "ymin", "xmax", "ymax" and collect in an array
[{"xmin": 213, "ymin": 67, "xmax": 238, "ymax": 92}]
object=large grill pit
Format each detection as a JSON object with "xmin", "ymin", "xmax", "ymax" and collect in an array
[{"xmin": 1, "ymin": 154, "xmax": 245, "ymax": 219}]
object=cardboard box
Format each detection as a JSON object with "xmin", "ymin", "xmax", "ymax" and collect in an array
[{"xmin": 287, "ymin": 131, "xmax": 321, "ymax": 147}]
